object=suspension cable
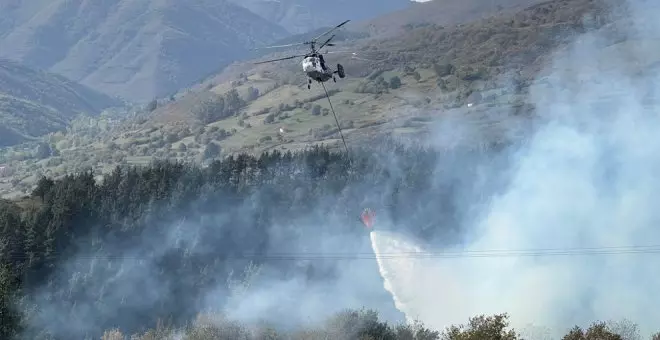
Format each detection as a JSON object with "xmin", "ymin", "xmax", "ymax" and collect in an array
[{"xmin": 321, "ymin": 81, "xmax": 350, "ymax": 160}]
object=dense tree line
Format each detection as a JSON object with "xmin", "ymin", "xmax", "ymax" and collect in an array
[
  {"xmin": 195, "ymin": 89, "xmax": 247, "ymax": 124},
  {"xmin": 2, "ymin": 139, "xmax": 651, "ymax": 339},
  {"xmin": 0, "ymin": 139, "xmax": 501, "ymax": 339}
]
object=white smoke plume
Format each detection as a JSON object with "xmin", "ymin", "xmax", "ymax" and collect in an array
[
  {"xmin": 18, "ymin": 0, "xmax": 660, "ymax": 338},
  {"xmin": 371, "ymin": 0, "xmax": 660, "ymax": 338}
]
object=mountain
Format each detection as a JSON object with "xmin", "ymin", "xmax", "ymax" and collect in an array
[
  {"xmin": 135, "ymin": 0, "xmax": 611, "ymax": 144},
  {"xmin": 0, "ymin": 0, "xmax": 290, "ymax": 103},
  {"xmin": 227, "ymin": 0, "xmax": 411, "ymax": 33},
  {"xmin": 352, "ymin": 0, "xmax": 551, "ymax": 36},
  {"xmin": 0, "ymin": 0, "xmax": 626, "ymax": 197},
  {"xmin": 0, "ymin": 59, "xmax": 121, "ymax": 147}
]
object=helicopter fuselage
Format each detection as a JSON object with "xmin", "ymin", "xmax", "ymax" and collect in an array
[
  {"xmin": 302, "ymin": 55, "xmax": 333, "ymax": 83},
  {"xmin": 253, "ymin": 19, "xmax": 350, "ymax": 89}
]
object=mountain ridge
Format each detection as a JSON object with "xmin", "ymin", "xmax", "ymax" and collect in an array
[
  {"xmin": 228, "ymin": 0, "xmax": 412, "ymax": 34},
  {"xmin": 0, "ymin": 58, "xmax": 122, "ymax": 147},
  {"xmin": 0, "ymin": 0, "xmax": 291, "ymax": 103}
]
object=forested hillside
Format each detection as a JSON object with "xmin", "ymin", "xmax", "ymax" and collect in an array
[
  {"xmin": 0, "ymin": 59, "xmax": 121, "ymax": 146},
  {"xmin": 0, "ymin": 0, "xmax": 620, "ymax": 197},
  {"xmin": 0, "ymin": 140, "xmax": 497, "ymax": 339},
  {"xmin": 2, "ymin": 141, "xmax": 658, "ymax": 339},
  {"xmin": 4, "ymin": 0, "xmax": 660, "ymax": 339}
]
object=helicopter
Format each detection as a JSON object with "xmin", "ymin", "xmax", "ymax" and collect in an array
[{"xmin": 253, "ymin": 20, "xmax": 351, "ymax": 89}]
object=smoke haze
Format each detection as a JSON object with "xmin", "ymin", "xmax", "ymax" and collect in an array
[
  {"xmin": 17, "ymin": 0, "xmax": 660, "ymax": 338},
  {"xmin": 371, "ymin": 0, "xmax": 660, "ymax": 338}
]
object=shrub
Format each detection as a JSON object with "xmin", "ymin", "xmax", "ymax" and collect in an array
[{"xmin": 390, "ymin": 76, "xmax": 402, "ymax": 89}]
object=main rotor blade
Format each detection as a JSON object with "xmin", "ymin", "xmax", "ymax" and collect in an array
[
  {"xmin": 251, "ymin": 42, "xmax": 307, "ymax": 50},
  {"xmin": 323, "ymin": 50, "xmax": 393, "ymax": 62},
  {"xmin": 324, "ymin": 50, "xmax": 356, "ymax": 54},
  {"xmin": 318, "ymin": 34, "xmax": 335, "ymax": 50},
  {"xmin": 312, "ymin": 19, "xmax": 350, "ymax": 42},
  {"xmin": 254, "ymin": 54, "xmax": 304, "ymax": 65}
]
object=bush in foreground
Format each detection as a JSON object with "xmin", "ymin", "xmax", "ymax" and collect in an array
[{"xmin": 99, "ymin": 310, "xmax": 660, "ymax": 340}]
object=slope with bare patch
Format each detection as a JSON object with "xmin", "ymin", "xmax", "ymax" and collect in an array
[
  {"xmin": 0, "ymin": 59, "xmax": 121, "ymax": 146},
  {"xmin": 0, "ymin": 0, "xmax": 290, "ymax": 102}
]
